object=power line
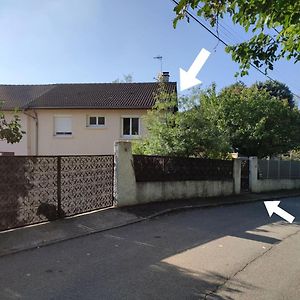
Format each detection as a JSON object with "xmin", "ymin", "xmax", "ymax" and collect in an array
[
  {"xmin": 218, "ymin": 19, "xmax": 245, "ymax": 43},
  {"xmin": 170, "ymin": 0, "xmax": 300, "ymax": 99},
  {"xmin": 171, "ymin": 0, "xmax": 272, "ymax": 77},
  {"xmin": 194, "ymin": 14, "xmax": 240, "ymax": 45},
  {"xmin": 172, "ymin": 0, "xmax": 227, "ymax": 46}
]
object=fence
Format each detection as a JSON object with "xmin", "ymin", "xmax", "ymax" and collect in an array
[
  {"xmin": 258, "ymin": 159, "xmax": 300, "ymax": 179},
  {"xmin": 133, "ymin": 155, "xmax": 233, "ymax": 182},
  {"xmin": 0, "ymin": 155, "xmax": 114, "ymax": 231}
]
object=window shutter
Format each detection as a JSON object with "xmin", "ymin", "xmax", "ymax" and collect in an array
[{"xmin": 55, "ymin": 117, "xmax": 72, "ymax": 135}]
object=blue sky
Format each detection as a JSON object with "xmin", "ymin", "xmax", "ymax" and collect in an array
[{"xmin": 0, "ymin": 0, "xmax": 299, "ymax": 98}]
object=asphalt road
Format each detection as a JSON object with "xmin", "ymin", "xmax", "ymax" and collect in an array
[{"xmin": 1, "ymin": 197, "xmax": 300, "ymax": 300}]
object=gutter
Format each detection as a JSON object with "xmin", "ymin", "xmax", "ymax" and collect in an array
[{"xmin": 23, "ymin": 109, "xmax": 38, "ymax": 155}]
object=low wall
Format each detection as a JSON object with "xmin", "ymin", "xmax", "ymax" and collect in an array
[
  {"xmin": 249, "ymin": 157, "xmax": 300, "ymax": 193},
  {"xmin": 114, "ymin": 141, "xmax": 235, "ymax": 207},
  {"xmin": 135, "ymin": 180, "xmax": 233, "ymax": 204},
  {"xmin": 252, "ymin": 179, "xmax": 300, "ymax": 193}
]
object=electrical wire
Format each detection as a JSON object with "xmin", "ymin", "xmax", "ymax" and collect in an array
[{"xmin": 170, "ymin": 0, "xmax": 300, "ymax": 100}]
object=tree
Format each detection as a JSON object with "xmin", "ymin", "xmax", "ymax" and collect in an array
[
  {"xmin": 173, "ymin": 0, "xmax": 300, "ymax": 76},
  {"xmin": 133, "ymin": 84, "xmax": 188, "ymax": 156},
  {"xmin": 254, "ymin": 80, "xmax": 295, "ymax": 108},
  {"xmin": 133, "ymin": 84, "xmax": 230, "ymax": 158},
  {"xmin": 112, "ymin": 74, "xmax": 133, "ymax": 83},
  {"xmin": 134, "ymin": 81, "xmax": 300, "ymax": 159},
  {"xmin": 216, "ymin": 83, "xmax": 300, "ymax": 157},
  {"xmin": 0, "ymin": 105, "xmax": 24, "ymax": 144}
]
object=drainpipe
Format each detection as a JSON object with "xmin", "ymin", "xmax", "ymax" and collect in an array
[{"xmin": 23, "ymin": 109, "xmax": 38, "ymax": 155}]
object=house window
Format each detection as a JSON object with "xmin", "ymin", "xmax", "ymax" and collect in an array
[
  {"xmin": 122, "ymin": 117, "xmax": 140, "ymax": 137},
  {"xmin": 54, "ymin": 116, "xmax": 72, "ymax": 136},
  {"xmin": 87, "ymin": 116, "xmax": 105, "ymax": 127}
]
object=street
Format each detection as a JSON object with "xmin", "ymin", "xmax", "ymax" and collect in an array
[{"xmin": 1, "ymin": 197, "xmax": 300, "ymax": 300}]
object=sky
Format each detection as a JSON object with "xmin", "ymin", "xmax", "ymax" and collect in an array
[{"xmin": 0, "ymin": 0, "xmax": 299, "ymax": 98}]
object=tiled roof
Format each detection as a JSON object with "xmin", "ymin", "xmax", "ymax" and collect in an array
[
  {"xmin": 0, "ymin": 82, "xmax": 177, "ymax": 110},
  {"xmin": 0, "ymin": 85, "xmax": 55, "ymax": 110}
]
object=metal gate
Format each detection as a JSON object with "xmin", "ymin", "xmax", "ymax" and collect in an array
[
  {"xmin": 241, "ymin": 159, "xmax": 249, "ymax": 193},
  {"xmin": 0, "ymin": 155, "xmax": 114, "ymax": 231}
]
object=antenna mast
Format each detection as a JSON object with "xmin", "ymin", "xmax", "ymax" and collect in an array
[{"xmin": 153, "ymin": 55, "xmax": 163, "ymax": 73}]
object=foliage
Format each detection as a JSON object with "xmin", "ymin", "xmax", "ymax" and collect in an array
[
  {"xmin": 173, "ymin": 0, "xmax": 300, "ymax": 76},
  {"xmin": 134, "ymin": 81, "xmax": 300, "ymax": 159},
  {"xmin": 0, "ymin": 105, "xmax": 24, "ymax": 144},
  {"xmin": 281, "ymin": 150, "xmax": 300, "ymax": 161},
  {"xmin": 216, "ymin": 83, "xmax": 300, "ymax": 158},
  {"xmin": 253, "ymin": 80, "xmax": 294, "ymax": 108},
  {"xmin": 133, "ymin": 84, "xmax": 187, "ymax": 156},
  {"xmin": 133, "ymin": 84, "xmax": 230, "ymax": 158},
  {"xmin": 112, "ymin": 74, "xmax": 133, "ymax": 83}
]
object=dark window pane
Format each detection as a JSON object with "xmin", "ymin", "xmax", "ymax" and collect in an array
[
  {"xmin": 89, "ymin": 117, "xmax": 97, "ymax": 125},
  {"xmin": 98, "ymin": 117, "xmax": 105, "ymax": 125},
  {"xmin": 132, "ymin": 118, "xmax": 139, "ymax": 135},
  {"xmin": 123, "ymin": 118, "xmax": 130, "ymax": 135}
]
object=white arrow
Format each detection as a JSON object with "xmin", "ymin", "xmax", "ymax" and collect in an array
[
  {"xmin": 264, "ymin": 201, "xmax": 295, "ymax": 223},
  {"xmin": 179, "ymin": 48, "xmax": 211, "ymax": 92}
]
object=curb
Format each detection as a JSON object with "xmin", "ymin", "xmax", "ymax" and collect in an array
[
  {"xmin": 143, "ymin": 192, "xmax": 300, "ymax": 219},
  {"xmin": 1, "ymin": 192, "xmax": 300, "ymax": 258}
]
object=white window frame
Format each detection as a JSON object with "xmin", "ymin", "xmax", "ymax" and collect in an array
[
  {"xmin": 121, "ymin": 116, "xmax": 141, "ymax": 138},
  {"xmin": 54, "ymin": 115, "xmax": 73, "ymax": 137},
  {"xmin": 86, "ymin": 115, "xmax": 106, "ymax": 128}
]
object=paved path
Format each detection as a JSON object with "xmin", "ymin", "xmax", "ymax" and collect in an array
[{"xmin": 0, "ymin": 197, "xmax": 300, "ymax": 299}]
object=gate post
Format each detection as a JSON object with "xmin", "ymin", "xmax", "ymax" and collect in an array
[
  {"xmin": 233, "ymin": 158, "xmax": 241, "ymax": 194},
  {"xmin": 249, "ymin": 156, "xmax": 258, "ymax": 192},
  {"xmin": 114, "ymin": 141, "xmax": 137, "ymax": 207}
]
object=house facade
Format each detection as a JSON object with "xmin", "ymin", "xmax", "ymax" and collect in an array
[{"xmin": 0, "ymin": 80, "xmax": 176, "ymax": 155}]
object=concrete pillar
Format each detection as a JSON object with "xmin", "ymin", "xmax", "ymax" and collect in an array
[
  {"xmin": 249, "ymin": 156, "xmax": 258, "ymax": 192},
  {"xmin": 233, "ymin": 158, "xmax": 241, "ymax": 194},
  {"xmin": 114, "ymin": 141, "xmax": 137, "ymax": 207}
]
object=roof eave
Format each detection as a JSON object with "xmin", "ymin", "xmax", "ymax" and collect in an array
[{"xmin": 26, "ymin": 106, "xmax": 153, "ymax": 110}]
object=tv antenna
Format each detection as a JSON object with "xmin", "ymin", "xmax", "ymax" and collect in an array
[{"xmin": 153, "ymin": 55, "xmax": 163, "ymax": 73}]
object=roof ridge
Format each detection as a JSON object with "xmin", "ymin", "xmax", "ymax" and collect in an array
[
  {"xmin": 54, "ymin": 82, "xmax": 177, "ymax": 86},
  {"xmin": 0, "ymin": 84, "xmax": 56, "ymax": 87},
  {"xmin": 0, "ymin": 82, "xmax": 177, "ymax": 87}
]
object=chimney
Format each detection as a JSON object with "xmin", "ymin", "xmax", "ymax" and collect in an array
[{"xmin": 161, "ymin": 71, "xmax": 170, "ymax": 82}]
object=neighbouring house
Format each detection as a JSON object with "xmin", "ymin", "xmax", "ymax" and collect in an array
[{"xmin": 0, "ymin": 74, "xmax": 176, "ymax": 155}]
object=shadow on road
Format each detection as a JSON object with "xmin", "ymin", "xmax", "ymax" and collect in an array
[
  {"xmin": 0, "ymin": 199, "xmax": 299, "ymax": 299},
  {"xmin": 148, "ymin": 263, "xmax": 256, "ymax": 300}
]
